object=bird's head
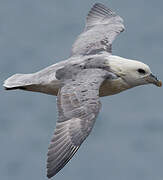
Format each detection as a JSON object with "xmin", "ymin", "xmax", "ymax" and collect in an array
[{"xmin": 108, "ymin": 55, "xmax": 162, "ymax": 88}]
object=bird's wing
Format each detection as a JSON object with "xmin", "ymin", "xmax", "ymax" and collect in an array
[
  {"xmin": 71, "ymin": 3, "xmax": 125, "ymax": 56},
  {"xmin": 47, "ymin": 69, "xmax": 114, "ymax": 178}
]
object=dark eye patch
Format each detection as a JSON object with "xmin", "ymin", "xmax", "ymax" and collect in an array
[{"xmin": 137, "ymin": 68, "xmax": 146, "ymax": 74}]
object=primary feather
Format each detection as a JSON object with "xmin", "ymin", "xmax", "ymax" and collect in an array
[
  {"xmin": 71, "ymin": 3, "xmax": 124, "ymax": 56},
  {"xmin": 3, "ymin": 3, "xmax": 161, "ymax": 179}
]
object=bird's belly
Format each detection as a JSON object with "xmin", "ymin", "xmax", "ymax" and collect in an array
[
  {"xmin": 38, "ymin": 78, "xmax": 129, "ymax": 97},
  {"xmin": 99, "ymin": 78, "xmax": 129, "ymax": 97},
  {"xmin": 37, "ymin": 79, "xmax": 61, "ymax": 96}
]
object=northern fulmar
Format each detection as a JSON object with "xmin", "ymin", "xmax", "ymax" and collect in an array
[{"xmin": 3, "ymin": 3, "xmax": 162, "ymax": 178}]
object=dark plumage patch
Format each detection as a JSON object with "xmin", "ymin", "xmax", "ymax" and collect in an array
[{"xmin": 55, "ymin": 57, "xmax": 110, "ymax": 81}]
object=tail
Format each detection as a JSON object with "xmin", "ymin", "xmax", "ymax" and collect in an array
[
  {"xmin": 3, "ymin": 71, "xmax": 59, "ymax": 96},
  {"xmin": 3, "ymin": 73, "xmax": 34, "ymax": 90}
]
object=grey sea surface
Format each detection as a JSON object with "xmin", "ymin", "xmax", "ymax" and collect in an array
[{"xmin": 1, "ymin": 0, "xmax": 163, "ymax": 180}]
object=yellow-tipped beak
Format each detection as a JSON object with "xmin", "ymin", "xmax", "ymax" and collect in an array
[
  {"xmin": 157, "ymin": 80, "xmax": 162, "ymax": 87},
  {"xmin": 147, "ymin": 73, "xmax": 162, "ymax": 87}
]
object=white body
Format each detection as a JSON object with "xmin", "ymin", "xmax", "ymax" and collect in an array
[{"xmin": 3, "ymin": 54, "xmax": 153, "ymax": 97}]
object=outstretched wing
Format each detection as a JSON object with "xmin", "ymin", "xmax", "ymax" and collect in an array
[
  {"xmin": 47, "ymin": 69, "xmax": 111, "ymax": 178},
  {"xmin": 71, "ymin": 3, "xmax": 125, "ymax": 56}
]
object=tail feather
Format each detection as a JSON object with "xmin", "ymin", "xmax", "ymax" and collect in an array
[
  {"xmin": 3, "ymin": 72, "xmax": 59, "ymax": 95},
  {"xmin": 3, "ymin": 73, "xmax": 34, "ymax": 90}
]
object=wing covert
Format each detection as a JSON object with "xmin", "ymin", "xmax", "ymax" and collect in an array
[
  {"xmin": 47, "ymin": 69, "xmax": 109, "ymax": 178},
  {"xmin": 71, "ymin": 3, "xmax": 125, "ymax": 56}
]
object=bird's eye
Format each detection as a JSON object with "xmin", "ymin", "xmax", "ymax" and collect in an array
[{"xmin": 137, "ymin": 68, "xmax": 146, "ymax": 74}]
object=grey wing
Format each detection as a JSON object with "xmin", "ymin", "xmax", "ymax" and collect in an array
[
  {"xmin": 47, "ymin": 69, "xmax": 109, "ymax": 178},
  {"xmin": 71, "ymin": 3, "xmax": 125, "ymax": 56}
]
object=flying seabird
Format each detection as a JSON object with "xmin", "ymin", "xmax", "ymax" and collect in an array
[{"xmin": 3, "ymin": 3, "xmax": 162, "ymax": 178}]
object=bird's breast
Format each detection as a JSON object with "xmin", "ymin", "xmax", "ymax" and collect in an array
[{"xmin": 99, "ymin": 78, "xmax": 130, "ymax": 97}]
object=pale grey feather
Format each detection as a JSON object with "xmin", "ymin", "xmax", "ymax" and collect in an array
[
  {"xmin": 3, "ymin": 73, "xmax": 34, "ymax": 90},
  {"xmin": 3, "ymin": 2, "xmax": 161, "ymax": 179},
  {"xmin": 71, "ymin": 3, "xmax": 125, "ymax": 56},
  {"xmin": 3, "ymin": 3, "xmax": 124, "ymax": 94},
  {"xmin": 47, "ymin": 69, "xmax": 116, "ymax": 178}
]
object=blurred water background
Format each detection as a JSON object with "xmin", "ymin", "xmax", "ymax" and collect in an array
[{"xmin": 0, "ymin": 0, "xmax": 163, "ymax": 180}]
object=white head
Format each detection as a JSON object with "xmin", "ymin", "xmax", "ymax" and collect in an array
[{"xmin": 108, "ymin": 55, "xmax": 162, "ymax": 88}]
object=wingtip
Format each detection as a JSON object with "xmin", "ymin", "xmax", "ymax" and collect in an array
[
  {"xmin": 90, "ymin": 2, "xmax": 116, "ymax": 14},
  {"xmin": 47, "ymin": 173, "xmax": 53, "ymax": 179},
  {"xmin": 46, "ymin": 166, "xmax": 59, "ymax": 179},
  {"xmin": 92, "ymin": 2, "xmax": 108, "ymax": 8},
  {"xmin": 93, "ymin": 2, "xmax": 104, "ymax": 6},
  {"xmin": 93, "ymin": 2, "xmax": 107, "ymax": 6},
  {"xmin": 87, "ymin": 2, "xmax": 117, "ymax": 24}
]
